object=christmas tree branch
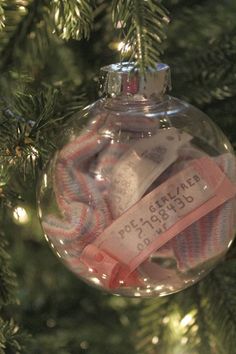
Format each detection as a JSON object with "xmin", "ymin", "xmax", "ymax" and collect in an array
[
  {"xmin": 202, "ymin": 97, "xmax": 236, "ymax": 148},
  {"xmin": 135, "ymin": 298, "xmax": 171, "ymax": 354},
  {"xmin": 174, "ymin": 30, "xmax": 236, "ymax": 106},
  {"xmin": 0, "ymin": 318, "xmax": 31, "ymax": 354},
  {"xmin": 53, "ymin": 0, "xmax": 95, "ymax": 40},
  {"xmin": 178, "ymin": 286, "xmax": 213, "ymax": 354},
  {"xmin": 165, "ymin": 0, "xmax": 207, "ymax": 14},
  {"xmin": 0, "ymin": 230, "xmax": 32, "ymax": 353},
  {"xmin": 0, "ymin": 86, "xmax": 88, "ymax": 181},
  {"xmin": 193, "ymin": 287, "xmax": 213, "ymax": 354},
  {"xmin": 166, "ymin": 1, "xmax": 236, "ymax": 106},
  {"xmin": 112, "ymin": 0, "xmax": 169, "ymax": 72},
  {"xmin": 0, "ymin": 1, "xmax": 30, "ymax": 56},
  {"xmin": 0, "ymin": 0, "xmax": 53, "ymax": 72}
]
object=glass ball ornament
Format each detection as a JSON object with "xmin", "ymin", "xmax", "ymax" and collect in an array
[{"xmin": 38, "ymin": 63, "xmax": 236, "ymax": 297}]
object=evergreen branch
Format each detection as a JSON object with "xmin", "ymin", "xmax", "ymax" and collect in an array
[
  {"xmin": 53, "ymin": 0, "xmax": 95, "ymax": 40},
  {"xmin": 165, "ymin": 0, "xmax": 207, "ymax": 14},
  {"xmin": 166, "ymin": 2, "xmax": 236, "ymax": 106},
  {"xmin": 173, "ymin": 31, "xmax": 236, "ymax": 105},
  {"xmin": 0, "ymin": 318, "xmax": 31, "ymax": 354},
  {"xmin": 166, "ymin": 0, "xmax": 236, "ymax": 57},
  {"xmin": 0, "ymin": 0, "xmax": 54, "ymax": 72},
  {"xmin": 176, "ymin": 286, "xmax": 213, "ymax": 354},
  {"xmin": 112, "ymin": 0, "xmax": 169, "ymax": 72},
  {"xmin": 169, "ymin": 286, "xmax": 212, "ymax": 354},
  {"xmin": 134, "ymin": 298, "xmax": 170, "ymax": 354},
  {"xmin": 200, "ymin": 261, "xmax": 236, "ymax": 354},
  {"xmin": 0, "ymin": 186, "xmax": 23, "ymax": 210},
  {"xmin": 202, "ymin": 97, "xmax": 236, "ymax": 147},
  {"xmin": 193, "ymin": 287, "xmax": 213, "ymax": 354},
  {"xmin": 0, "ymin": 1, "xmax": 32, "ymax": 63},
  {"xmin": 0, "ymin": 86, "xmax": 88, "ymax": 179},
  {"xmin": 135, "ymin": 286, "xmax": 215, "ymax": 354}
]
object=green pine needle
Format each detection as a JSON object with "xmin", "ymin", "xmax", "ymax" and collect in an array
[
  {"xmin": 0, "ymin": 0, "xmax": 54, "ymax": 73},
  {"xmin": 135, "ymin": 298, "xmax": 171, "ymax": 354},
  {"xmin": 53, "ymin": 0, "xmax": 95, "ymax": 40},
  {"xmin": 0, "ymin": 318, "xmax": 31, "ymax": 354},
  {"xmin": 0, "ymin": 85, "xmax": 88, "ymax": 180},
  {"xmin": 112, "ymin": 0, "xmax": 169, "ymax": 73},
  {"xmin": 175, "ymin": 31, "xmax": 236, "ymax": 105},
  {"xmin": 176, "ymin": 286, "xmax": 213, "ymax": 354}
]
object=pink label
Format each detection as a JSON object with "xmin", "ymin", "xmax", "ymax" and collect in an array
[{"xmin": 81, "ymin": 157, "xmax": 236, "ymax": 288}]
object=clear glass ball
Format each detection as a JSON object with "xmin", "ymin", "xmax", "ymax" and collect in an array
[{"xmin": 38, "ymin": 65, "xmax": 236, "ymax": 297}]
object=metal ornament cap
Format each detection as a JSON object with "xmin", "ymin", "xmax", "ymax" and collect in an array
[{"xmin": 99, "ymin": 62, "xmax": 171, "ymax": 99}]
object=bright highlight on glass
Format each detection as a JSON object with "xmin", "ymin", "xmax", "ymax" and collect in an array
[{"xmin": 117, "ymin": 41, "xmax": 131, "ymax": 52}]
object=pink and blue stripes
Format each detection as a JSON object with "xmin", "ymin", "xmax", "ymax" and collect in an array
[{"xmin": 42, "ymin": 115, "xmax": 236, "ymax": 286}]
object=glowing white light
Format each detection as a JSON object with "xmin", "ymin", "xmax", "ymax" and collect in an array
[
  {"xmin": 146, "ymin": 289, "xmax": 151, "ymax": 294},
  {"xmin": 38, "ymin": 207, "xmax": 42, "ymax": 218},
  {"xmin": 30, "ymin": 146, "xmax": 38, "ymax": 161},
  {"xmin": 155, "ymin": 285, "xmax": 165, "ymax": 291},
  {"xmin": 43, "ymin": 173, "xmax": 48, "ymax": 187},
  {"xmin": 95, "ymin": 173, "xmax": 103, "ymax": 181},
  {"xmin": 162, "ymin": 316, "xmax": 169, "ymax": 324},
  {"xmin": 102, "ymin": 129, "xmax": 113, "ymax": 138},
  {"xmin": 88, "ymin": 267, "xmax": 94, "ymax": 273},
  {"xmin": 152, "ymin": 336, "xmax": 159, "ymax": 344},
  {"xmin": 134, "ymin": 292, "xmax": 141, "ymax": 297},
  {"xmin": 13, "ymin": 206, "xmax": 29, "ymax": 224},
  {"xmin": 59, "ymin": 239, "xmax": 64, "ymax": 245},
  {"xmin": 56, "ymin": 252, "xmax": 61, "ymax": 258},
  {"xmin": 180, "ymin": 314, "xmax": 194, "ymax": 327},
  {"xmin": 19, "ymin": 6, "xmax": 26, "ymax": 12},
  {"xmin": 117, "ymin": 41, "xmax": 131, "ymax": 52}
]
